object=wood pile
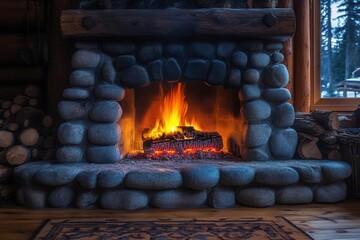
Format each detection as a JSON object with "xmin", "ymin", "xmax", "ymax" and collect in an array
[
  {"xmin": 142, "ymin": 126, "xmax": 223, "ymax": 154},
  {"xmin": 0, "ymin": 85, "xmax": 56, "ymax": 200},
  {"xmin": 293, "ymin": 110, "xmax": 342, "ymax": 160}
]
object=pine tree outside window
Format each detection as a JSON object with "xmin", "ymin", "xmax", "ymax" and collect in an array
[{"xmin": 311, "ymin": 0, "xmax": 360, "ymax": 111}]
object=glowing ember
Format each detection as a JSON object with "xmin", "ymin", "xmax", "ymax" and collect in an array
[{"xmin": 143, "ymin": 83, "xmax": 201, "ymax": 140}]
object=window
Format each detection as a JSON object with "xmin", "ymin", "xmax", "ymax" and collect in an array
[{"xmin": 311, "ymin": 0, "xmax": 360, "ymax": 111}]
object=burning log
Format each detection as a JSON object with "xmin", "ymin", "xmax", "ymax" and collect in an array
[{"xmin": 142, "ymin": 126, "xmax": 223, "ymax": 154}]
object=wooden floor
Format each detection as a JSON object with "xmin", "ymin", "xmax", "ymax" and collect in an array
[{"xmin": 0, "ymin": 199, "xmax": 359, "ymax": 240}]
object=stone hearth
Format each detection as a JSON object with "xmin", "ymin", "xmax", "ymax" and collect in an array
[
  {"xmin": 15, "ymin": 160, "xmax": 351, "ymax": 209},
  {"xmin": 13, "ymin": 6, "xmax": 352, "ymax": 209}
]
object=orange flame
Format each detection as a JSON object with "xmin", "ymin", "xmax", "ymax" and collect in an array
[{"xmin": 145, "ymin": 83, "xmax": 201, "ymax": 139}]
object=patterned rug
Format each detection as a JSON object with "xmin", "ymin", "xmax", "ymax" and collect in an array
[{"xmin": 32, "ymin": 217, "xmax": 313, "ymax": 240}]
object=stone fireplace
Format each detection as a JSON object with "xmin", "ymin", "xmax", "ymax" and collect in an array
[{"xmin": 13, "ymin": 3, "xmax": 351, "ymax": 209}]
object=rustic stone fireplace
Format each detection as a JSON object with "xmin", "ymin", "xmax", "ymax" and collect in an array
[{"xmin": 14, "ymin": 2, "xmax": 351, "ymax": 209}]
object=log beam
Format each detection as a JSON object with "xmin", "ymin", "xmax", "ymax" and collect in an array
[{"xmin": 61, "ymin": 8, "xmax": 295, "ymax": 40}]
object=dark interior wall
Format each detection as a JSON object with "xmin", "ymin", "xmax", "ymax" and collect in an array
[
  {"xmin": 0, "ymin": 0, "xmax": 73, "ymax": 123},
  {"xmin": 0, "ymin": 0, "xmax": 49, "ymax": 103},
  {"xmin": 46, "ymin": 0, "xmax": 73, "ymax": 122}
]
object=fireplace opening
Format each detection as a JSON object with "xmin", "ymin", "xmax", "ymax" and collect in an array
[{"xmin": 120, "ymin": 82, "xmax": 242, "ymax": 159}]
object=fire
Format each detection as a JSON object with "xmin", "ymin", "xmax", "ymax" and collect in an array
[{"xmin": 144, "ymin": 83, "xmax": 201, "ymax": 140}]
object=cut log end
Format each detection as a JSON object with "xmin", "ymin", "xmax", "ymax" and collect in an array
[
  {"xmin": 0, "ymin": 130, "xmax": 15, "ymax": 148},
  {"xmin": 19, "ymin": 128, "xmax": 39, "ymax": 146},
  {"xmin": 297, "ymin": 133, "xmax": 322, "ymax": 160},
  {"xmin": 5, "ymin": 145, "xmax": 31, "ymax": 166}
]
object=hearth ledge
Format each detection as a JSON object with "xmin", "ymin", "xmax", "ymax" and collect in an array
[{"xmin": 14, "ymin": 159, "xmax": 351, "ymax": 209}]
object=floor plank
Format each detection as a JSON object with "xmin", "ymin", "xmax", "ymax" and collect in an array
[{"xmin": 0, "ymin": 199, "xmax": 359, "ymax": 240}]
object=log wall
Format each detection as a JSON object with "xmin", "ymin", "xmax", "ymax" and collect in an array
[{"xmin": 0, "ymin": 0, "xmax": 49, "ymax": 102}]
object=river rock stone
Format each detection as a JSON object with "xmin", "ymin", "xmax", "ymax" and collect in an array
[
  {"xmin": 314, "ymin": 182, "xmax": 347, "ymax": 203},
  {"xmin": 242, "ymin": 148, "xmax": 270, "ymax": 161},
  {"xmin": 71, "ymin": 50, "xmax": 100, "ymax": 68},
  {"xmin": 102, "ymin": 61, "xmax": 116, "ymax": 83},
  {"xmin": 17, "ymin": 186, "xmax": 47, "ymax": 208},
  {"xmin": 184, "ymin": 60, "xmax": 210, "ymax": 80},
  {"xmin": 217, "ymin": 42, "xmax": 236, "ymax": 58},
  {"xmin": 69, "ymin": 70, "xmax": 95, "ymax": 87},
  {"xmin": 220, "ymin": 165, "xmax": 255, "ymax": 186},
  {"xmin": 255, "ymin": 167, "xmax": 299, "ymax": 186},
  {"xmin": 57, "ymin": 146, "xmax": 84, "ymax": 163},
  {"xmin": 58, "ymin": 101, "xmax": 90, "ymax": 121},
  {"xmin": 77, "ymin": 171, "xmax": 101, "ymax": 189},
  {"xmin": 165, "ymin": 44, "xmax": 184, "ymax": 57},
  {"xmin": 58, "ymin": 122, "xmax": 84, "ymax": 145},
  {"xmin": 138, "ymin": 43, "xmax": 162, "ymax": 62},
  {"xmin": 119, "ymin": 65, "xmax": 150, "ymax": 88},
  {"xmin": 125, "ymin": 168, "xmax": 182, "ymax": 189},
  {"xmin": 114, "ymin": 55, "xmax": 136, "ymax": 69},
  {"xmin": 63, "ymin": 88, "xmax": 89, "ymax": 100},
  {"xmin": 148, "ymin": 60, "xmax": 163, "ymax": 82},
  {"xmin": 238, "ymin": 84, "xmax": 261, "ymax": 101},
  {"xmin": 243, "ymin": 69, "xmax": 260, "ymax": 83},
  {"xmin": 269, "ymin": 128, "xmax": 298, "ymax": 159},
  {"xmin": 207, "ymin": 60, "xmax": 227, "ymax": 86},
  {"xmin": 89, "ymin": 101, "xmax": 122, "ymax": 122},
  {"xmin": 231, "ymin": 51, "xmax": 248, "ymax": 67},
  {"xmin": 272, "ymin": 103, "xmax": 295, "ymax": 128},
  {"xmin": 35, "ymin": 165, "xmax": 81, "ymax": 186},
  {"xmin": 189, "ymin": 42, "xmax": 215, "ymax": 58},
  {"xmin": 263, "ymin": 64, "xmax": 289, "ymax": 87},
  {"xmin": 242, "ymin": 100, "xmax": 271, "ymax": 122},
  {"xmin": 272, "ymin": 52, "xmax": 284, "ymax": 63},
  {"xmin": 321, "ymin": 161, "xmax": 352, "ymax": 182},
  {"xmin": 102, "ymin": 42, "xmax": 135, "ymax": 55},
  {"xmin": 250, "ymin": 53, "xmax": 270, "ymax": 68},
  {"xmin": 94, "ymin": 84, "xmax": 125, "ymax": 101},
  {"xmin": 14, "ymin": 162, "xmax": 51, "ymax": 185},
  {"xmin": 76, "ymin": 190, "xmax": 99, "ymax": 209},
  {"xmin": 151, "ymin": 189, "xmax": 207, "ymax": 208},
  {"xmin": 164, "ymin": 58, "xmax": 181, "ymax": 82},
  {"xmin": 88, "ymin": 123, "xmax": 121, "ymax": 145},
  {"xmin": 209, "ymin": 187, "xmax": 235, "ymax": 208},
  {"xmin": 262, "ymin": 88, "xmax": 291, "ymax": 103},
  {"xmin": 86, "ymin": 146, "xmax": 121, "ymax": 163},
  {"xmin": 291, "ymin": 165, "xmax": 323, "ymax": 183},
  {"xmin": 226, "ymin": 69, "xmax": 241, "ymax": 88},
  {"xmin": 245, "ymin": 124, "xmax": 272, "ymax": 147},
  {"xmin": 265, "ymin": 42, "xmax": 283, "ymax": 50},
  {"xmin": 75, "ymin": 42, "xmax": 98, "ymax": 49},
  {"xmin": 182, "ymin": 165, "xmax": 219, "ymax": 190},
  {"xmin": 48, "ymin": 186, "xmax": 75, "ymax": 208},
  {"xmin": 276, "ymin": 185, "xmax": 313, "ymax": 204},
  {"xmin": 237, "ymin": 188, "xmax": 275, "ymax": 207},
  {"xmin": 241, "ymin": 41, "xmax": 264, "ymax": 51},
  {"xmin": 98, "ymin": 170, "xmax": 125, "ymax": 188},
  {"xmin": 101, "ymin": 189, "xmax": 148, "ymax": 210}
]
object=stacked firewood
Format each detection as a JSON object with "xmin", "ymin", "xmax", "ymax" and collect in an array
[
  {"xmin": 293, "ymin": 110, "xmax": 342, "ymax": 160},
  {"xmin": 0, "ymin": 85, "xmax": 56, "ymax": 200}
]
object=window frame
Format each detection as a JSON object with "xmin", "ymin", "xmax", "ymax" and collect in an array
[{"xmin": 310, "ymin": 0, "xmax": 359, "ymax": 111}]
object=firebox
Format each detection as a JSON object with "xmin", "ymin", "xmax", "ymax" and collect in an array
[
  {"xmin": 13, "ymin": 4, "xmax": 352, "ymax": 210},
  {"xmin": 56, "ymin": 36, "xmax": 298, "ymax": 162}
]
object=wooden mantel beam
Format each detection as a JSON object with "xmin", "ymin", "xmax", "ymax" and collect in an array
[{"xmin": 61, "ymin": 8, "xmax": 295, "ymax": 40}]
